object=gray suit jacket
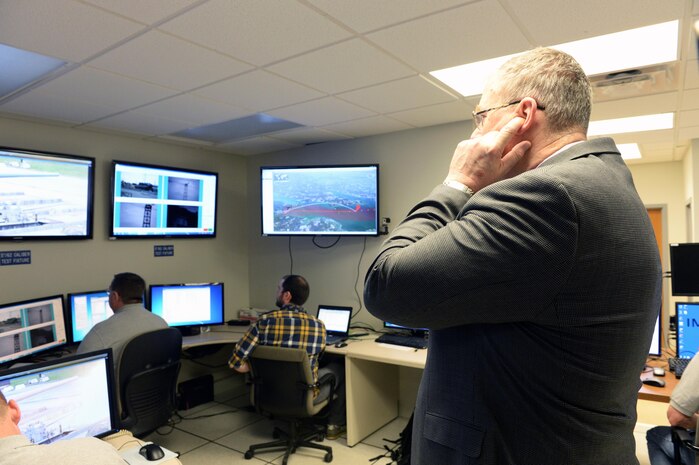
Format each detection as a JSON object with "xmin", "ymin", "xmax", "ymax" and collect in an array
[{"xmin": 364, "ymin": 138, "xmax": 662, "ymax": 465}]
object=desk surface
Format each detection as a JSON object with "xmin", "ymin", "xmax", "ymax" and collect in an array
[
  {"xmin": 181, "ymin": 328, "xmax": 246, "ymax": 348},
  {"xmin": 327, "ymin": 337, "xmax": 427, "ymax": 368}
]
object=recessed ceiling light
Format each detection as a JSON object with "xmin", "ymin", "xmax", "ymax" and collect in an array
[
  {"xmin": 616, "ymin": 143, "xmax": 641, "ymax": 160},
  {"xmin": 430, "ymin": 20, "xmax": 679, "ymax": 98},
  {"xmin": 0, "ymin": 43, "xmax": 67, "ymax": 99},
  {"xmin": 587, "ymin": 113, "xmax": 674, "ymax": 136}
]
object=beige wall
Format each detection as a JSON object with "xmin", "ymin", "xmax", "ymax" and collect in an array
[{"xmin": 0, "ymin": 117, "xmax": 250, "ymax": 319}]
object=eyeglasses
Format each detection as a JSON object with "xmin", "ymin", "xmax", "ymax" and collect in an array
[{"xmin": 472, "ymin": 99, "xmax": 545, "ymax": 129}]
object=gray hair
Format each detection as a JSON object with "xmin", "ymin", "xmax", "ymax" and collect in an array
[{"xmin": 489, "ymin": 47, "xmax": 592, "ymax": 134}]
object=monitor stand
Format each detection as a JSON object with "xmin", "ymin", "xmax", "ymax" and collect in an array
[{"xmin": 176, "ymin": 326, "xmax": 201, "ymax": 337}]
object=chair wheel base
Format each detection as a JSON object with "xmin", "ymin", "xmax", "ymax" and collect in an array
[
  {"xmin": 244, "ymin": 450, "xmax": 254, "ymax": 460},
  {"xmin": 324, "ymin": 452, "xmax": 333, "ymax": 462}
]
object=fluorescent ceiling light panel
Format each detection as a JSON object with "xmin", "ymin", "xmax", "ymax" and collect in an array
[
  {"xmin": 430, "ymin": 20, "xmax": 679, "ymax": 98},
  {"xmin": 616, "ymin": 143, "xmax": 641, "ymax": 160},
  {"xmin": 587, "ymin": 113, "xmax": 674, "ymax": 136},
  {"xmin": 172, "ymin": 113, "xmax": 303, "ymax": 143},
  {"xmin": 0, "ymin": 43, "xmax": 67, "ymax": 98}
]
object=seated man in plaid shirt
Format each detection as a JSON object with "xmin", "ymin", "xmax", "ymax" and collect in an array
[{"xmin": 229, "ymin": 275, "xmax": 346, "ymax": 439}]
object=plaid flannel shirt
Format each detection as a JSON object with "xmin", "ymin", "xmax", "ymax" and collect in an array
[{"xmin": 228, "ymin": 304, "xmax": 327, "ymax": 385}]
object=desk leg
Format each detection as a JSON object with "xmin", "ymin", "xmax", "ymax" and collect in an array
[{"xmin": 345, "ymin": 357, "xmax": 399, "ymax": 447}]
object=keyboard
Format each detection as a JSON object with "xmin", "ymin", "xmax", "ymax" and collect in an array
[
  {"xmin": 669, "ymin": 357, "xmax": 692, "ymax": 378},
  {"xmin": 375, "ymin": 333, "xmax": 427, "ymax": 349}
]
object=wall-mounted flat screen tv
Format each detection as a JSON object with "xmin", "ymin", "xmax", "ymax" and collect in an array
[
  {"xmin": 0, "ymin": 146, "xmax": 94, "ymax": 240},
  {"xmin": 260, "ymin": 165, "xmax": 379, "ymax": 236},
  {"xmin": 669, "ymin": 243, "xmax": 699, "ymax": 296},
  {"xmin": 110, "ymin": 161, "xmax": 218, "ymax": 238}
]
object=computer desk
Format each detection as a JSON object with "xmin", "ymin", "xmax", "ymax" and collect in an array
[
  {"xmin": 183, "ymin": 330, "xmax": 673, "ymax": 446},
  {"xmin": 326, "ymin": 337, "xmax": 426, "ymax": 447}
]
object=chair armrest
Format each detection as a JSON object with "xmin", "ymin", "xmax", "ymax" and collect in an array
[{"xmin": 672, "ymin": 426, "xmax": 699, "ymax": 452}]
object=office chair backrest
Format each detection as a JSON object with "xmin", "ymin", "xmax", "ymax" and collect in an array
[
  {"xmin": 117, "ymin": 327, "xmax": 182, "ymax": 437},
  {"xmin": 248, "ymin": 345, "xmax": 327, "ymax": 418}
]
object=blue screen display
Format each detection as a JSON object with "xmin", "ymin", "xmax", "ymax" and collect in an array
[
  {"xmin": 149, "ymin": 282, "xmax": 224, "ymax": 327},
  {"xmin": 67, "ymin": 290, "xmax": 112, "ymax": 343},
  {"xmin": 677, "ymin": 302, "xmax": 699, "ymax": 358}
]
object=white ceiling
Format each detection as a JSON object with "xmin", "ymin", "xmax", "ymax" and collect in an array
[{"xmin": 0, "ymin": 0, "xmax": 697, "ymax": 163}]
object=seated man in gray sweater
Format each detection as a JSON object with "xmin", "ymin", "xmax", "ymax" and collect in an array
[
  {"xmin": 77, "ymin": 272, "xmax": 168, "ymax": 367},
  {"xmin": 0, "ymin": 391, "xmax": 126, "ymax": 465},
  {"xmin": 647, "ymin": 355, "xmax": 699, "ymax": 465}
]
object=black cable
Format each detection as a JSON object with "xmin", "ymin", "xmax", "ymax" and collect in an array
[
  {"xmin": 311, "ymin": 235, "xmax": 341, "ymax": 248},
  {"xmin": 288, "ymin": 236, "xmax": 293, "ymax": 274},
  {"xmin": 352, "ymin": 236, "xmax": 368, "ymax": 318}
]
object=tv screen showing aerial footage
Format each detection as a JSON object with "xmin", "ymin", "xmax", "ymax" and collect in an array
[
  {"xmin": 0, "ymin": 147, "xmax": 94, "ymax": 240},
  {"xmin": 260, "ymin": 165, "xmax": 379, "ymax": 236},
  {"xmin": 110, "ymin": 161, "xmax": 218, "ymax": 238}
]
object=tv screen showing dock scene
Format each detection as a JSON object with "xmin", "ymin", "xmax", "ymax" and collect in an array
[
  {"xmin": 0, "ymin": 146, "xmax": 94, "ymax": 240},
  {"xmin": 0, "ymin": 295, "xmax": 68, "ymax": 365},
  {"xmin": 149, "ymin": 282, "xmax": 224, "ymax": 327},
  {"xmin": 0, "ymin": 350, "xmax": 116, "ymax": 443},
  {"xmin": 67, "ymin": 290, "xmax": 113, "ymax": 343},
  {"xmin": 111, "ymin": 161, "xmax": 218, "ymax": 238},
  {"xmin": 261, "ymin": 165, "xmax": 379, "ymax": 236}
]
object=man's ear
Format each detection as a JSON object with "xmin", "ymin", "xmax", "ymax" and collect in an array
[
  {"xmin": 8, "ymin": 399, "xmax": 21, "ymax": 425},
  {"xmin": 516, "ymin": 97, "xmax": 539, "ymax": 134}
]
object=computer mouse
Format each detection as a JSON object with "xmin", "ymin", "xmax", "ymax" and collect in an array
[
  {"xmin": 139, "ymin": 443, "xmax": 165, "ymax": 461},
  {"xmin": 642, "ymin": 377, "xmax": 666, "ymax": 388},
  {"xmin": 335, "ymin": 341, "xmax": 348, "ymax": 348}
]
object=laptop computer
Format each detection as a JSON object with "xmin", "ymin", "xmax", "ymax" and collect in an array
[{"xmin": 317, "ymin": 305, "xmax": 352, "ymax": 345}]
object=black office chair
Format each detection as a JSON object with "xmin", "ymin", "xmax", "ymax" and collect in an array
[
  {"xmin": 672, "ymin": 426, "xmax": 699, "ymax": 465},
  {"xmin": 117, "ymin": 327, "xmax": 182, "ymax": 437},
  {"xmin": 244, "ymin": 345, "xmax": 335, "ymax": 464}
]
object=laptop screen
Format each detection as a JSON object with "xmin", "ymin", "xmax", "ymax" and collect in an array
[
  {"xmin": 0, "ymin": 349, "xmax": 118, "ymax": 443},
  {"xmin": 317, "ymin": 305, "xmax": 352, "ymax": 335},
  {"xmin": 676, "ymin": 302, "xmax": 699, "ymax": 359}
]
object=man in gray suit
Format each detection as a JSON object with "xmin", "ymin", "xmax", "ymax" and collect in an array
[{"xmin": 364, "ymin": 47, "xmax": 661, "ymax": 465}]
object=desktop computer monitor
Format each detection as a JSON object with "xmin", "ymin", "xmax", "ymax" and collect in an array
[
  {"xmin": 676, "ymin": 302, "xmax": 699, "ymax": 359},
  {"xmin": 149, "ymin": 282, "xmax": 224, "ymax": 329},
  {"xmin": 0, "ymin": 349, "xmax": 118, "ymax": 443},
  {"xmin": 66, "ymin": 290, "xmax": 113, "ymax": 344},
  {"xmin": 0, "ymin": 295, "xmax": 68, "ymax": 366}
]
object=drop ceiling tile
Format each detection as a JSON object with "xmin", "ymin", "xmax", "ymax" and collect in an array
[
  {"xmin": 0, "ymin": 0, "xmax": 143, "ymax": 62},
  {"xmin": 590, "ymin": 92, "xmax": 679, "ymax": 120},
  {"xmin": 338, "ymin": 76, "xmax": 455, "ymax": 113},
  {"xmin": 681, "ymin": 89, "xmax": 699, "ymax": 110},
  {"xmin": 268, "ymin": 97, "xmax": 376, "ymax": 126},
  {"xmin": 193, "ymin": 70, "xmax": 323, "ymax": 111},
  {"xmin": 678, "ymin": 125, "xmax": 699, "ymax": 141},
  {"xmin": 367, "ymin": 2, "xmax": 529, "ymax": 72},
  {"xmin": 686, "ymin": 60, "xmax": 699, "ymax": 90},
  {"xmin": 86, "ymin": 110, "xmax": 192, "ymax": 135},
  {"xmin": 503, "ymin": 0, "xmax": 686, "ymax": 45},
  {"xmin": 389, "ymin": 99, "xmax": 474, "ymax": 127},
  {"xmin": 307, "ymin": 0, "xmax": 472, "ymax": 33},
  {"xmin": 269, "ymin": 127, "xmax": 351, "ymax": 145},
  {"xmin": 89, "ymin": 30, "xmax": 252, "ymax": 91},
  {"xmin": 34, "ymin": 66, "xmax": 178, "ymax": 112},
  {"xmin": 0, "ymin": 90, "xmax": 121, "ymax": 123},
  {"xmin": 322, "ymin": 115, "xmax": 412, "ymax": 138},
  {"xmin": 680, "ymin": 109, "xmax": 699, "ymax": 127},
  {"xmin": 132, "ymin": 94, "xmax": 249, "ymax": 126},
  {"xmin": 159, "ymin": 0, "xmax": 352, "ymax": 66},
  {"xmin": 268, "ymin": 39, "xmax": 415, "ymax": 94},
  {"xmin": 82, "ymin": 0, "xmax": 199, "ymax": 25},
  {"xmin": 218, "ymin": 136, "xmax": 302, "ymax": 156}
]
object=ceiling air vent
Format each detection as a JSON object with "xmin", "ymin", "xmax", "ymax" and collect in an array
[{"xmin": 590, "ymin": 63, "xmax": 677, "ymax": 101}]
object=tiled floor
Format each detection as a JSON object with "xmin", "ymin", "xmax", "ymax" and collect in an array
[
  {"xmin": 143, "ymin": 392, "xmax": 408, "ymax": 465},
  {"xmin": 143, "ymin": 389, "xmax": 656, "ymax": 465}
]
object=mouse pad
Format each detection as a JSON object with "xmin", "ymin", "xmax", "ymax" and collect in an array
[{"xmin": 118, "ymin": 443, "xmax": 178, "ymax": 464}]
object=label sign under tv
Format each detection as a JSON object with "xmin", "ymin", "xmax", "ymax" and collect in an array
[
  {"xmin": 261, "ymin": 164, "xmax": 379, "ymax": 236},
  {"xmin": 110, "ymin": 161, "xmax": 218, "ymax": 238}
]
